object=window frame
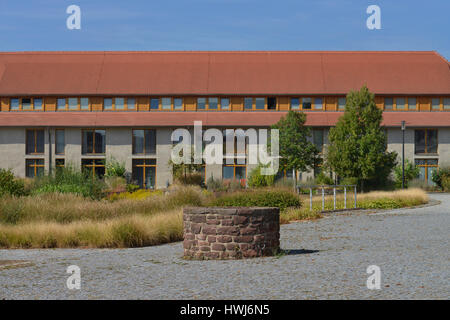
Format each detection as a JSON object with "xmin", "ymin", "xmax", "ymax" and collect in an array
[
  {"xmin": 384, "ymin": 97, "xmax": 393, "ymax": 110},
  {"xmin": 338, "ymin": 97, "xmax": 346, "ymax": 110},
  {"xmin": 26, "ymin": 159, "xmax": 45, "ymax": 178},
  {"xmin": 81, "ymin": 159, "xmax": 106, "ymax": 179},
  {"xmin": 132, "ymin": 159, "xmax": 157, "ymax": 189},
  {"xmin": 26, "ymin": 129, "xmax": 45, "ymax": 155},
  {"xmin": 132, "ymin": 129, "xmax": 157, "ymax": 155},
  {"xmin": 81, "ymin": 129, "xmax": 106, "ymax": 155},
  {"xmin": 407, "ymin": 97, "xmax": 417, "ymax": 110},
  {"xmin": 415, "ymin": 159, "xmax": 438, "ymax": 184},
  {"xmin": 414, "ymin": 129, "xmax": 438, "ymax": 154},
  {"xmin": 55, "ymin": 129, "xmax": 65, "ymax": 155}
]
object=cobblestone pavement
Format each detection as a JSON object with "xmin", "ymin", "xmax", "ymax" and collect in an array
[{"xmin": 1, "ymin": 193, "xmax": 449, "ymax": 300}]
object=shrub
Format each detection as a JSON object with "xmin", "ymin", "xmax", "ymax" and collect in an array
[
  {"xmin": 105, "ymin": 158, "xmax": 126, "ymax": 178},
  {"xmin": 210, "ymin": 189, "xmax": 301, "ymax": 210},
  {"xmin": 206, "ymin": 177, "xmax": 223, "ymax": 192},
  {"xmin": 0, "ymin": 169, "xmax": 26, "ymax": 197},
  {"xmin": 32, "ymin": 166, "xmax": 106, "ymax": 199},
  {"xmin": 394, "ymin": 159, "xmax": 420, "ymax": 188},
  {"xmin": 247, "ymin": 165, "xmax": 275, "ymax": 188},
  {"xmin": 175, "ymin": 172, "xmax": 204, "ymax": 186},
  {"xmin": 442, "ymin": 176, "xmax": 450, "ymax": 192},
  {"xmin": 340, "ymin": 177, "xmax": 358, "ymax": 186},
  {"xmin": 432, "ymin": 166, "xmax": 450, "ymax": 190},
  {"xmin": 316, "ymin": 172, "xmax": 334, "ymax": 186}
]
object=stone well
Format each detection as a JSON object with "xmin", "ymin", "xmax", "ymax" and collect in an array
[{"xmin": 183, "ymin": 207, "xmax": 280, "ymax": 260}]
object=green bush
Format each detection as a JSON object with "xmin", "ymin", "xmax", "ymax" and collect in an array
[
  {"xmin": 210, "ymin": 190, "xmax": 301, "ymax": 210},
  {"xmin": 126, "ymin": 184, "xmax": 140, "ymax": 193},
  {"xmin": 247, "ymin": 165, "xmax": 275, "ymax": 188},
  {"xmin": 175, "ymin": 172, "xmax": 204, "ymax": 186},
  {"xmin": 394, "ymin": 159, "xmax": 420, "ymax": 188},
  {"xmin": 32, "ymin": 166, "xmax": 106, "ymax": 199},
  {"xmin": 316, "ymin": 172, "xmax": 334, "ymax": 186},
  {"xmin": 0, "ymin": 169, "xmax": 26, "ymax": 197},
  {"xmin": 442, "ymin": 176, "xmax": 450, "ymax": 192},
  {"xmin": 105, "ymin": 158, "xmax": 126, "ymax": 178},
  {"xmin": 432, "ymin": 167, "xmax": 450, "ymax": 190}
]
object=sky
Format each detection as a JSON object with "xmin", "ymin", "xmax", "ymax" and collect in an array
[{"xmin": 0, "ymin": 0, "xmax": 449, "ymax": 59}]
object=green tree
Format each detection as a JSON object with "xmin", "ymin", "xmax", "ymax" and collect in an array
[
  {"xmin": 326, "ymin": 86, "xmax": 397, "ymax": 191},
  {"xmin": 271, "ymin": 111, "xmax": 318, "ymax": 187},
  {"xmin": 393, "ymin": 159, "xmax": 420, "ymax": 188}
]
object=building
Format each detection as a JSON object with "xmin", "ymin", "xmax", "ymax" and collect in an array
[{"xmin": 0, "ymin": 51, "xmax": 449, "ymax": 188}]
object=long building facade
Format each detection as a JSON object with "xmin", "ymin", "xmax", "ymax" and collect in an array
[{"xmin": 0, "ymin": 51, "xmax": 449, "ymax": 188}]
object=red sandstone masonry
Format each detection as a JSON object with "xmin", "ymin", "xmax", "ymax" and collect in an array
[{"xmin": 183, "ymin": 207, "xmax": 280, "ymax": 260}]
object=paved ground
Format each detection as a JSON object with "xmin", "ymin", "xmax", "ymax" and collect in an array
[{"xmin": 0, "ymin": 193, "xmax": 449, "ymax": 300}]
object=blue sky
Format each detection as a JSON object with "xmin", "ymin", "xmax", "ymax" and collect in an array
[{"xmin": 0, "ymin": 0, "xmax": 449, "ymax": 59}]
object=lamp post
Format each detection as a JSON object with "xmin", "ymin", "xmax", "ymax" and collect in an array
[{"xmin": 401, "ymin": 121, "xmax": 406, "ymax": 189}]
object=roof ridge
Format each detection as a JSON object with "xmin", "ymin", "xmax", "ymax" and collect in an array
[{"xmin": 0, "ymin": 50, "xmax": 440, "ymax": 55}]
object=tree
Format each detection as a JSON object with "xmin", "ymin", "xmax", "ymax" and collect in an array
[
  {"xmin": 326, "ymin": 86, "xmax": 397, "ymax": 191},
  {"xmin": 271, "ymin": 111, "xmax": 318, "ymax": 187},
  {"xmin": 393, "ymin": 159, "xmax": 419, "ymax": 188}
]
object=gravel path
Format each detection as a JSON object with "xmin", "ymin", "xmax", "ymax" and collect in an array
[{"xmin": 1, "ymin": 193, "xmax": 449, "ymax": 300}]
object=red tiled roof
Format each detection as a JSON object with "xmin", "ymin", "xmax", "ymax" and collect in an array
[
  {"xmin": 0, "ymin": 51, "xmax": 449, "ymax": 96},
  {"xmin": 0, "ymin": 112, "xmax": 448, "ymax": 128}
]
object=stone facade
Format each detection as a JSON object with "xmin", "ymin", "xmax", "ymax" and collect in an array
[{"xmin": 183, "ymin": 207, "xmax": 280, "ymax": 260}]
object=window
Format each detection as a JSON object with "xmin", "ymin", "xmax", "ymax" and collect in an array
[
  {"xmin": 115, "ymin": 98, "xmax": 125, "ymax": 110},
  {"xmin": 132, "ymin": 159, "xmax": 156, "ymax": 189},
  {"xmin": 415, "ymin": 129, "xmax": 438, "ymax": 154},
  {"xmin": 222, "ymin": 162, "xmax": 246, "ymax": 182},
  {"xmin": 55, "ymin": 129, "xmax": 65, "ymax": 155},
  {"xmin": 444, "ymin": 98, "xmax": 450, "ymax": 110},
  {"xmin": 197, "ymin": 98, "xmax": 206, "ymax": 110},
  {"xmin": 174, "ymin": 98, "xmax": 183, "ymax": 110},
  {"xmin": 55, "ymin": 159, "xmax": 65, "ymax": 172},
  {"xmin": 267, "ymin": 97, "xmax": 277, "ymax": 110},
  {"xmin": 150, "ymin": 98, "xmax": 159, "ymax": 110},
  {"xmin": 314, "ymin": 98, "xmax": 323, "ymax": 110},
  {"xmin": 415, "ymin": 159, "xmax": 438, "ymax": 185},
  {"xmin": 68, "ymin": 98, "xmax": 78, "ymax": 110},
  {"xmin": 431, "ymin": 98, "xmax": 440, "ymax": 110},
  {"xmin": 255, "ymin": 98, "xmax": 265, "ymax": 110},
  {"xmin": 82, "ymin": 129, "xmax": 105, "ymax": 154},
  {"xmin": 104, "ymin": 98, "xmax": 113, "ymax": 110},
  {"xmin": 408, "ymin": 98, "xmax": 417, "ymax": 110},
  {"xmin": 57, "ymin": 98, "xmax": 66, "ymax": 110},
  {"xmin": 384, "ymin": 98, "xmax": 393, "ymax": 110},
  {"xmin": 22, "ymin": 98, "xmax": 32, "ymax": 110},
  {"xmin": 127, "ymin": 98, "xmax": 136, "ymax": 110},
  {"xmin": 396, "ymin": 98, "xmax": 405, "ymax": 110},
  {"xmin": 291, "ymin": 98, "xmax": 300, "ymax": 110},
  {"xmin": 10, "ymin": 98, "xmax": 19, "ymax": 110},
  {"xmin": 220, "ymin": 98, "xmax": 230, "ymax": 110},
  {"xmin": 80, "ymin": 98, "xmax": 89, "ymax": 110},
  {"xmin": 82, "ymin": 159, "xmax": 105, "ymax": 179},
  {"xmin": 338, "ymin": 97, "xmax": 346, "ymax": 110},
  {"xmin": 26, "ymin": 159, "xmax": 44, "ymax": 178},
  {"xmin": 244, "ymin": 97, "xmax": 253, "ymax": 110},
  {"xmin": 132, "ymin": 129, "xmax": 156, "ymax": 154},
  {"xmin": 208, "ymin": 97, "xmax": 218, "ymax": 110},
  {"xmin": 34, "ymin": 98, "xmax": 43, "ymax": 110},
  {"xmin": 26, "ymin": 129, "xmax": 45, "ymax": 154},
  {"xmin": 161, "ymin": 97, "xmax": 171, "ymax": 110},
  {"xmin": 313, "ymin": 129, "xmax": 324, "ymax": 153},
  {"xmin": 302, "ymin": 97, "xmax": 312, "ymax": 110}
]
